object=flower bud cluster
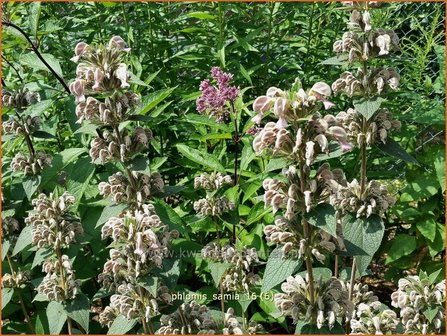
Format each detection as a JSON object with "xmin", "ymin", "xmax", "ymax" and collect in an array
[
  {"xmin": 37, "ymin": 256, "xmax": 81, "ymax": 302},
  {"xmin": 193, "ymin": 197, "xmax": 235, "ymax": 217},
  {"xmin": 103, "ymin": 283, "xmax": 159, "ymax": 323},
  {"xmin": 251, "ymin": 82, "xmax": 334, "ymax": 127},
  {"xmin": 333, "ymin": 29, "xmax": 399, "ymax": 62},
  {"xmin": 11, "ymin": 152, "xmax": 52, "ymax": 176},
  {"xmin": 157, "ymin": 301, "xmax": 217, "ymax": 334},
  {"xmin": 24, "ymin": 192, "xmax": 83, "ymax": 249},
  {"xmin": 194, "ymin": 173, "xmax": 233, "ymax": 191},
  {"xmin": 329, "ymin": 178, "xmax": 395, "ymax": 218},
  {"xmin": 89, "ymin": 127, "xmax": 153, "ymax": 164},
  {"xmin": 2, "ymin": 271, "xmax": 30, "ymax": 288},
  {"xmin": 335, "ymin": 108, "xmax": 401, "ymax": 147},
  {"xmin": 75, "ymin": 93, "xmax": 139, "ymax": 125},
  {"xmin": 2, "ymin": 216, "xmax": 20, "ymax": 237},
  {"xmin": 70, "ymin": 36, "xmax": 131, "ymax": 102},
  {"xmin": 223, "ymin": 308, "xmax": 243, "ymax": 335},
  {"xmin": 274, "ymin": 275, "xmax": 353, "ymax": 329},
  {"xmin": 202, "ymin": 243, "xmax": 260, "ymax": 292},
  {"xmin": 391, "ymin": 275, "xmax": 445, "ymax": 334},
  {"xmin": 196, "ymin": 67, "xmax": 240, "ymax": 123},
  {"xmin": 253, "ymin": 113, "xmax": 352, "ymax": 163},
  {"xmin": 98, "ymin": 171, "xmax": 164, "ymax": 208},
  {"xmin": 3, "ymin": 116, "xmax": 41, "ymax": 136},
  {"xmin": 332, "ymin": 67, "xmax": 399, "ymax": 97},
  {"xmin": 100, "ymin": 204, "xmax": 178, "ymax": 286},
  {"xmin": 350, "ymin": 302, "xmax": 399, "ymax": 334},
  {"xmin": 2, "ymin": 88, "xmax": 40, "ymax": 109}
]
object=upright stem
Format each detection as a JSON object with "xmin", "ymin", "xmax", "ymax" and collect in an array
[
  {"xmin": 6, "ymin": 253, "xmax": 35, "ymax": 334},
  {"xmin": 299, "ymin": 162, "xmax": 315, "ymax": 305},
  {"xmin": 231, "ymin": 102, "xmax": 239, "ymax": 244},
  {"xmin": 112, "ymin": 124, "xmax": 138, "ymax": 191},
  {"xmin": 55, "ymin": 247, "xmax": 73, "ymax": 335}
]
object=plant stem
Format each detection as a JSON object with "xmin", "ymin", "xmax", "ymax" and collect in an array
[
  {"xmin": 348, "ymin": 257, "xmax": 357, "ymax": 300},
  {"xmin": 299, "ymin": 162, "xmax": 315, "ymax": 305},
  {"xmin": 2, "ymin": 54, "xmax": 24, "ymax": 84},
  {"xmin": 6, "ymin": 253, "xmax": 35, "ymax": 334},
  {"xmin": 55, "ymin": 247, "xmax": 73, "ymax": 335},
  {"xmin": 2, "ymin": 22, "xmax": 70, "ymax": 93},
  {"xmin": 230, "ymin": 102, "xmax": 239, "ymax": 244},
  {"xmin": 334, "ymin": 255, "xmax": 339, "ymax": 278}
]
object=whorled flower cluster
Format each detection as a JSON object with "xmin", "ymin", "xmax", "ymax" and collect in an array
[
  {"xmin": 70, "ymin": 36, "xmax": 131, "ymax": 102},
  {"xmin": 253, "ymin": 112, "xmax": 353, "ymax": 164},
  {"xmin": 89, "ymin": 127, "xmax": 153, "ymax": 163},
  {"xmin": 350, "ymin": 302, "xmax": 399, "ymax": 335},
  {"xmin": 274, "ymin": 274, "xmax": 353, "ymax": 329},
  {"xmin": 37, "ymin": 256, "xmax": 81, "ymax": 302},
  {"xmin": 11, "ymin": 152, "xmax": 52, "ymax": 176},
  {"xmin": 251, "ymin": 82, "xmax": 334, "ymax": 127},
  {"xmin": 335, "ymin": 108, "xmax": 401, "ymax": 146},
  {"xmin": 202, "ymin": 243, "xmax": 260, "ymax": 292},
  {"xmin": 196, "ymin": 67, "xmax": 240, "ymax": 123},
  {"xmin": 391, "ymin": 275, "xmax": 445, "ymax": 334},
  {"xmin": 193, "ymin": 197, "xmax": 235, "ymax": 217},
  {"xmin": 24, "ymin": 192, "xmax": 83, "ymax": 249},
  {"xmin": 194, "ymin": 172, "xmax": 233, "ymax": 191},
  {"xmin": 2, "ymin": 271, "xmax": 30, "ymax": 288},
  {"xmin": 223, "ymin": 308, "xmax": 264, "ymax": 335},
  {"xmin": 100, "ymin": 282, "xmax": 159, "ymax": 324},
  {"xmin": 333, "ymin": 29, "xmax": 399, "ymax": 62},
  {"xmin": 98, "ymin": 171, "xmax": 164, "ymax": 208},
  {"xmin": 75, "ymin": 92, "xmax": 139, "ymax": 125},
  {"xmin": 332, "ymin": 67, "xmax": 399, "ymax": 97},
  {"xmin": 157, "ymin": 301, "xmax": 217, "ymax": 334},
  {"xmin": 2, "ymin": 88, "xmax": 40, "ymax": 109},
  {"xmin": 3, "ymin": 116, "xmax": 41, "ymax": 136},
  {"xmin": 329, "ymin": 178, "xmax": 396, "ymax": 218},
  {"xmin": 99, "ymin": 204, "xmax": 178, "ymax": 288}
]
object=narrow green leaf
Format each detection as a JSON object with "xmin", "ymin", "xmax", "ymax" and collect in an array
[
  {"xmin": 2, "ymin": 288, "xmax": 14, "ymax": 309},
  {"xmin": 2, "ymin": 240, "xmax": 11, "ymax": 260},
  {"xmin": 176, "ymin": 144, "xmax": 225, "ymax": 172},
  {"xmin": 434, "ymin": 153, "xmax": 445, "ymax": 192},
  {"xmin": 20, "ymin": 53, "xmax": 64, "ymax": 78},
  {"xmin": 29, "ymin": 2, "xmax": 42, "ymax": 37},
  {"xmin": 135, "ymin": 87, "xmax": 176, "ymax": 115},
  {"xmin": 187, "ymin": 11, "xmax": 216, "ymax": 20},
  {"xmin": 377, "ymin": 138, "xmax": 418, "ymax": 165}
]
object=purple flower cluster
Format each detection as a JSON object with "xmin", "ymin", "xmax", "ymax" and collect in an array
[{"xmin": 196, "ymin": 67, "xmax": 239, "ymax": 123}]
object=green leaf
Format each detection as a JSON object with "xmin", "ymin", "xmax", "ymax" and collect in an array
[
  {"xmin": 416, "ymin": 217, "xmax": 437, "ymax": 242},
  {"xmin": 22, "ymin": 175, "xmax": 41, "ymax": 201},
  {"xmin": 137, "ymin": 277, "xmax": 158, "ymax": 297},
  {"xmin": 46, "ymin": 301, "xmax": 67, "ymax": 335},
  {"xmin": 29, "ymin": 2, "xmax": 42, "ymax": 38},
  {"xmin": 304, "ymin": 203, "xmax": 337, "ymax": 238},
  {"xmin": 240, "ymin": 144, "xmax": 255, "ymax": 171},
  {"xmin": 2, "ymin": 240, "xmax": 11, "ymax": 261},
  {"xmin": 265, "ymin": 158, "xmax": 288, "ymax": 172},
  {"xmin": 107, "ymin": 315, "xmax": 137, "ymax": 335},
  {"xmin": 154, "ymin": 258, "xmax": 180, "ymax": 288},
  {"xmin": 377, "ymin": 138, "xmax": 418, "ymax": 165},
  {"xmin": 65, "ymin": 294, "xmax": 90, "ymax": 334},
  {"xmin": 20, "ymin": 53, "xmax": 64, "ymax": 78},
  {"xmin": 320, "ymin": 54, "xmax": 349, "ymax": 65},
  {"xmin": 298, "ymin": 267, "xmax": 333, "ymax": 281},
  {"xmin": 353, "ymin": 97, "xmax": 384, "ymax": 120},
  {"xmin": 208, "ymin": 262, "xmax": 232, "ymax": 287},
  {"xmin": 65, "ymin": 157, "xmax": 95, "ymax": 210},
  {"xmin": 95, "ymin": 204, "xmax": 128, "ymax": 228},
  {"xmin": 32, "ymin": 130, "xmax": 57, "ymax": 139},
  {"xmin": 12, "ymin": 226, "xmax": 33, "ymax": 256},
  {"xmin": 296, "ymin": 322, "xmax": 344, "ymax": 334},
  {"xmin": 92, "ymin": 288, "xmax": 113, "ymax": 301},
  {"xmin": 176, "ymin": 144, "xmax": 225, "ymax": 172},
  {"xmin": 73, "ymin": 122, "xmax": 98, "ymax": 136},
  {"xmin": 261, "ymin": 247, "xmax": 302, "ymax": 292},
  {"xmin": 217, "ymin": 45, "xmax": 226, "ymax": 68},
  {"xmin": 342, "ymin": 214, "xmax": 384, "ymax": 276},
  {"xmin": 2, "ymin": 288, "xmax": 14, "ymax": 310},
  {"xmin": 41, "ymin": 148, "xmax": 87, "ymax": 187},
  {"xmin": 422, "ymin": 306, "xmax": 440, "ymax": 324},
  {"xmin": 32, "ymin": 247, "xmax": 53, "ymax": 269},
  {"xmin": 239, "ymin": 294, "xmax": 254, "ymax": 313},
  {"xmin": 385, "ymin": 234, "xmax": 417, "ymax": 264},
  {"xmin": 187, "ymin": 11, "xmax": 216, "ymax": 19},
  {"xmin": 239, "ymin": 63, "xmax": 253, "ymax": 85},
  {"xmin": 153, "ymin": 199, "xmax": 188, "ymax": 235},
  {"xmin": 400, "ymin": 176, "xmax": 439, "ymax": 202},
  {"xmin": 135, "ymin": 87, "xmax": 176, "ymax": 115},
  {"xmin": 434, "ymin": 153, "xmax": 445, "ymax": 192}
]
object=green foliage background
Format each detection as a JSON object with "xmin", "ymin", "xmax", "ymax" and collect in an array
[{"xmin": 1, "ymin": 1, "xmax": 445, "ymax": 334}]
